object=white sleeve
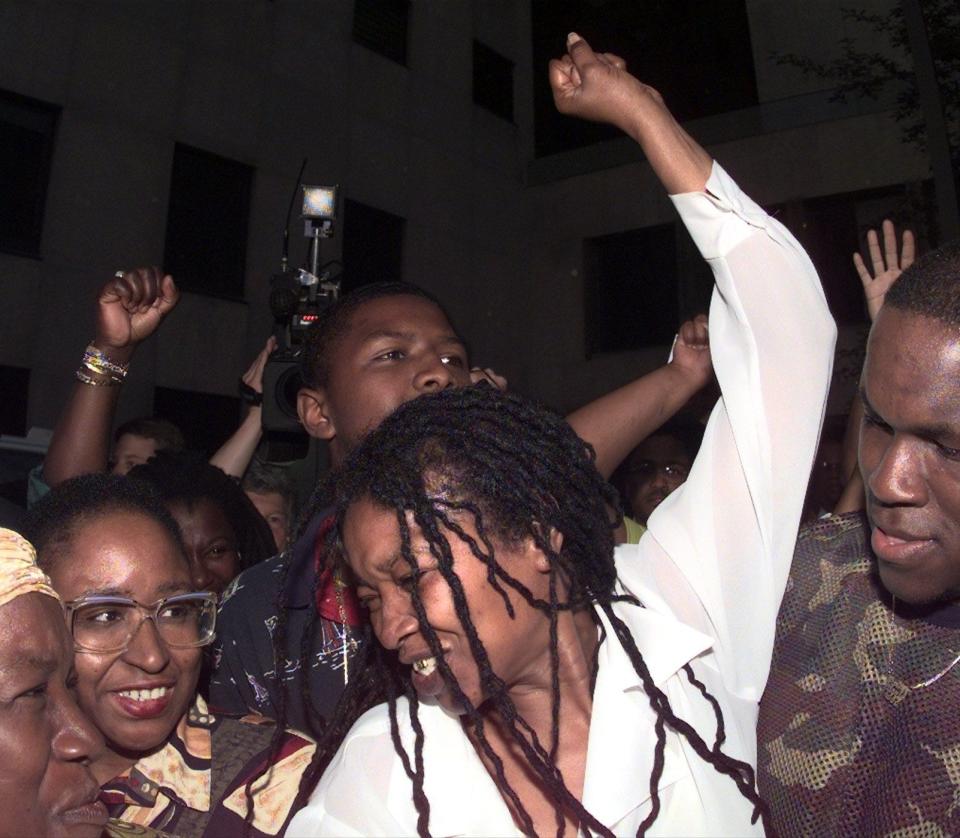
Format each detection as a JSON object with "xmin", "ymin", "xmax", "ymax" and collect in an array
[
  {"xmin": 284, "ymin": 724, "xmax": 416, "ymax": 837},
  {"xmin": 625, "ymin": 162, "xmax": 836, "ymax": 701}
]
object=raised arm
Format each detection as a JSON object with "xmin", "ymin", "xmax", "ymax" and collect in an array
[
  {"xmin": 210, "ymin": 336, "xmax": 277, "ymax": 479},
  {"xmin": 552, "ymin": 34, "xmax": 835, "ymax": 696},
  {"xmin": 566, "ymin": 315, "xmax": 712, "ymax": 480},
  {"xmin": 42, "ymin": 268, "xmax": 178, "ymax": 487}
]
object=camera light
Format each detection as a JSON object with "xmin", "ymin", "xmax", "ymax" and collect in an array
[{"xmin": 302, "ymin": 185, "xmax": 338, "ymax": 220}]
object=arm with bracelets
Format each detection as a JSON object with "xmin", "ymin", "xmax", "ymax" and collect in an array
[{"xmin": 41, "ymin": 267, "xmax": 179, "ymax": 488}]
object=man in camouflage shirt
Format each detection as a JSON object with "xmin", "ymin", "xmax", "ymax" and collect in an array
[{"xmin": 758, "ymin": 242, "xmax": 960, "ymax": 835}]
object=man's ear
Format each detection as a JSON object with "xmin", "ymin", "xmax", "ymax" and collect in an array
[{"xmin": 297, "ymin": 386, "xmax": 336, "ymax": 441}]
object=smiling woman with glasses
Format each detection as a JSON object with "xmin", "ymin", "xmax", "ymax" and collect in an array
[{"xmin": 25, "ymin": 474, "xmax": 315, "ymax": 837}]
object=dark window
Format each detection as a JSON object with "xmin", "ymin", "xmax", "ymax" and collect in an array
[
  {"xmin": 772, "ymin": 181, "xmax": 932, "ymax": 325},
  {"xmin": 473, "ymin": 41, "xmax": 514, "ymax": 122},
  {"xmin": 352, "ymin": 0, "xmax": 410, "ymax": 66},
  {"xmin": 0, "ymin": 365, "xmax": 29, "ymax": 436},
  {"xmin": 584, "ymin": 223, "xmax": 679, "ymax": 355},
  {"xmin": 531, "ymin": 0, "xmax": 758, "ymax": 157},
  {"xmin": 0, "ymin": 90, "xmax": 60, "ymax": 257},
  {"xmin": 163, "ymin": 144, "xmax": 253, "ymax": 299},
  {"xmin": 341, "ymin": 199, "xmax": 406, "ymax": 293},
  {"xmin": 153, "ymin": 386, "xmax": 240, "ymax": 458}
]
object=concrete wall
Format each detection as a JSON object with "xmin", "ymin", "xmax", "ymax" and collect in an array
[
  {"xmin": 0, "ymin": 0, "xmax": 931, "ymax": 442},
  {"xmin": 0, "ymin": 0, "xmax": 536, "ymax": 434}
]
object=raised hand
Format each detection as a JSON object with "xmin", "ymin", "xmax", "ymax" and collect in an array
[
  {"xmin": 852, "ymin": 220, "xmax": 915, "ymax": 322},
  {"xmin": 670, "ymin": 314, "xmax": 712, "ymax": 389},
  {"xmin": 549, "ymin": 33, "xmax": 711, "ymax": 194},
  {"xmin": 243, "ymin": 335, "xmax": 279, "ymax": 399},
  {"xmin": 548, "ymin": 33, "xmax": 640, "ymax": 131},
  {"xmin": 95, "ymin": 267, "xmax": 180, "ymax": 355}
]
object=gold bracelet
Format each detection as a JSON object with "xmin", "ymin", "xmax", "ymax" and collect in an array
[{"xmin": 75, "ymin": 368, "xmax": 118, "ymax": 387}]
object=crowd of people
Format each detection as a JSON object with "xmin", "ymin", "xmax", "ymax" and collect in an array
[{"xmin": 2, "ymin": 31, "xmax": 958, "ymax": 838}]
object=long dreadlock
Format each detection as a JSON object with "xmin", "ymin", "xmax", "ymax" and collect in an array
[{"xmin": 292, "ymin": 385, "xmax": 771, "ymax": 837}]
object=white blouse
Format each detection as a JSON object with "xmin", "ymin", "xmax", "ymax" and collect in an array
[{"xmin": 286, "ymin": 163, "xmax": 836, "ymax": 837}]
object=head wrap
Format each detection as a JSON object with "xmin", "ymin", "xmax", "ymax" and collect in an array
[{"xmin": 0, "ymin": 529, "xmax": 60, "ymax": 609}]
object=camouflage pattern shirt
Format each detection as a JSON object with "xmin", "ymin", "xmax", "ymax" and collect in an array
[{"xmin": 758, "ymin": 512, "xmax": 960, "ymax": 837}]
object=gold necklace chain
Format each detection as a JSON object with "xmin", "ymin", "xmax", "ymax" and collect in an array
[{"xmin": 884, "ymin": 596, "xmax": 960, "ymax": 704}]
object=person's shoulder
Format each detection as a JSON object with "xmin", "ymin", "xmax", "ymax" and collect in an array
[
  {"xmin": 336, "ymin": 698, "xmax": 452, "ymax": 758},
  {"xmin": 216, "ymin": 551, "xmax": 298, "ymax": 629},
  {"xmin": 219, "ymin": 511, "xmax": 331, "ymax": 614},
  {"xmin": 794, "ymin": 510, "xmax": 870, "ymax": 574},
  {"xmin": 623, "ymin": 516, "xmax": 646, "ymax": 545},
  {"xmin": 214, "ymin": 713, "xmax": 314, "ymax": 764},
  {"xmin": 344, "ymin": 700, "xmax": 399, "ymax": 740},
  {"xmin": 778, "ymin": 510, "xmax": 871, "ymax": 633},
  {"xmin": 309, "ymin": 702, "xmax": 402, "ymax": 802},
  {"xmin": 208, "ymin": 714, "xmax": 316, "ymax": 836},
  {"xmin": 220, "ymin": 552, "xmax": 286, "ymax": 604}
]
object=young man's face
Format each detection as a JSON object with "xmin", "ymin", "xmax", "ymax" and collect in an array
[
  {"xmin": 860, "ymin": 306, "xmax": 960, "ymax": 605},
  {"xmin": 298, "ymin": 296, "xmax": 472, "ymax": 464},
  {"xmin": 626, "ymin": 435, "xmax": 691, "ymax": 524}
]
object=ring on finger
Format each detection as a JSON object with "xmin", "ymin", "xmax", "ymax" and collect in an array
[{"xmin": 114, "ymin": 270, "xmax": 125, "ymax": 279}]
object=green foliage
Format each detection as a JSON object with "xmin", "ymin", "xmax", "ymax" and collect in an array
[{"xmin": 774, "ymin": 1, "xmax": 960, "ymax": 166}]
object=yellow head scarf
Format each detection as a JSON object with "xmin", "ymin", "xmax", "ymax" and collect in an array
[{"xmin": 0, "ymin": 528, "xmax": 60, "ymax": 609}]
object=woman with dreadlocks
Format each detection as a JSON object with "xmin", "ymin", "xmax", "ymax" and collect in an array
[{"xmin": 285, "ymin": 33, "xmax": 835, "ymax": 838}]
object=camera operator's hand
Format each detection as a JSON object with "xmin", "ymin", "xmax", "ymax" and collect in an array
[
  {"xmin": 243, "ymin": 336, "xmax": 278, "ymax": 398},
  {"xmin": 210, "ymin": 336, "xmax": 277, "ymax": 479},
  {"xmin": 95, "ymin": 267, "xmax": 180, "ymax": 361}
]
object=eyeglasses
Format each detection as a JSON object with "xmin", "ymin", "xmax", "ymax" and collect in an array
[
  {"xmin": 64, "ymin": 593, "xmax": 218, "ymax": 654},
  {"xmin": 628, "ymin": 460, "xmax": 689, "ymax": 482}
]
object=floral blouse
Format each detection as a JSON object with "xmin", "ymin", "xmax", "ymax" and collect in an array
[{"xmin": 100, "ymin": 695, "xmax": 314, "ymax": 837}]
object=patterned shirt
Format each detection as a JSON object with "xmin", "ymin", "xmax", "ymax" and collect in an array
[
  {"xmin": 100, "ymin": 696, "xmax": 315, "ymax": 837},
  {"xmin": 758, "ymin": 512, "xmax": 960, "ymax": 836},
  {"xmin": 209, "ymin": 511, "xmax": 362, "ymax": 735}
]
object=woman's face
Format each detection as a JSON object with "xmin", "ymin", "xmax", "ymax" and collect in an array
[
  {"xmin": 0, "ymin": 593, "xmax": 107, "ymax": 838},
  {"xmin": 48, "ymin": 511, "xmax": 203, "ymax": 762},
  {"xmin": 343, "ymin": 496, "xmax": 553, "ymax": 714},
  {"xmin": 167, "ymin": 498, "xmax": 240, "ymax": 595}
]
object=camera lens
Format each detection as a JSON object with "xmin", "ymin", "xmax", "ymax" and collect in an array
[{"xmin": 275, "ymin": 367, "xmax": 302, "ymax": 419}]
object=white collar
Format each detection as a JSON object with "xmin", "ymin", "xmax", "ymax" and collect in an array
[
  {"xmin": 401, "ymin": 584, "xmax": 714, "ymax": 836},
  {"xmin": 581, "ymin": 591, "xmax": 713, "ymax": 826}
]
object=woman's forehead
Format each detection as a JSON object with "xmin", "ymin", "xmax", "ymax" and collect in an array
[
  {"xmin": 54, "ymin": 514, "xmax": 190, "ymax": 595},
  {"xmin": 0, "ymin": 594, "xmax": 67, "ymax": 669}
]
